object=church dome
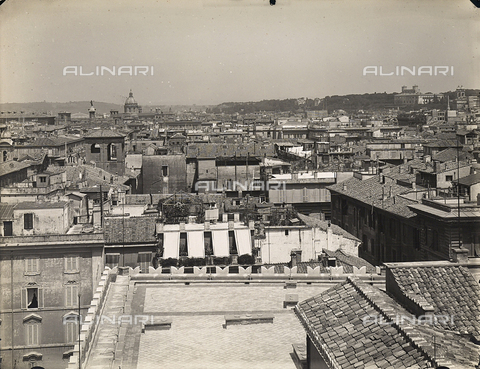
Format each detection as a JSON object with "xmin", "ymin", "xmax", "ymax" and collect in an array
[{"xmin": 125, "ymin": 90, "xmax": 137, "ymax": 105}]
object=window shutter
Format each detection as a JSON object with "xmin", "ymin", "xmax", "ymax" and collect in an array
[
  {"xmin": 37, "ymin": 288, "xmax": 44, "ymax": 308},
  {"xmin": 66, "ymin": 286, "xmax": 71, "ymax": 307},
  {"xmin": 21, "ymin": 288, "xmax": 26, "ymax": 309}
]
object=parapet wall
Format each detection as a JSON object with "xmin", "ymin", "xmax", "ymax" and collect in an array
[
  {"xmin": 66, "ymin": 267, "xmax": 116, "ymax": 369},
  {"xmin": 129, "ymin": 265, "xmax": 383, "ymax": 281}
]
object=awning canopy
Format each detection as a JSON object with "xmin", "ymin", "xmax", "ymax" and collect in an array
[
  {"xmin": 187, "ymin": 230, "xmax": 205, "ymax": 258},
  {"xmin": 235, "ymin": 229, "xmax": 252, "ymax": 255},
  {"xmin": 163, "ymin": 232, "xmax": 180, "ymax": 259},
  {"xmin": 212, "ymin": 230, "xmax": 229, "ymax": 257}
]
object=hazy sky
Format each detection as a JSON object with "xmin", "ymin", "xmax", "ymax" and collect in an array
[{"xmin": 0, "ymin": 0, "xmax": 478, "ymax": 105}]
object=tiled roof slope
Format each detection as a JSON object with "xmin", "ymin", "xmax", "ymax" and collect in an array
[
  {"xmin": 85, "ymin": 129, "xmax": 125, "ymax": 138},
  {"xmin": 323, "ymin": 249, "xmax": 376, "ymax": 274},
  {"xmin": 433, "ymin": 147, "xmax": 473, "ymax": 163},
  {"xmin": 185, "ymin": 142, "xmax": 275, "ymax": 158},
  {"xmin": 297, "ymin": 213, "xmax": 360, "ymax": 242},
  {"xmin": 295, "ymin": 278, "xmax": 429, "ymax": 369},
  {"xmin": 295, "ymin": 277, "xmax": 480, "ymax": 368},
  {"xmin": 388, "ymin": 265, "xmax": 480, "ymax": 340},
  {"xmin": 0, "ymin": 204, "xmax": 15, "ymax": 220},
  {"xmin": 327, "ymin": 176, "xmax": 418, "ymax": 218},
  {"xmin": 104, "ymin": 215, "xmax": 157, "ymax": 244}
]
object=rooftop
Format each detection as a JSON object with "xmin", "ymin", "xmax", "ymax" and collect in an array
[
  {"xmin": 86, "ymin": 279, "xmax": 331, "ymax": 369},
  {"xmin": 327, "ymin": 176, "xmax": 419, "ymax": 218},
  {"xmin": 84, "ymin": 129, "xmax": 125, "ymax": 138},
  {"xmin": 295, "ymin": 276, "xmax": 480, "ymax": 368},
  {"xmin": 386, "ymin": 263, "xmax": 480, "ymax": 340},
  {"xmin": 296, "ymin": 213, "xmax": 360, "ymax": 242},
  {"xmin": 14, "ymin": 201, "xmax": 68, "ymax": 210}
]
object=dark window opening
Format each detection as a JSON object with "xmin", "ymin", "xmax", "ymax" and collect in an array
[
  {"xmin": 24, "ymin": 213, "xmax": 33, "ymax": 230},
  {"xmin": 2, "ymin": 150, "xmax": 7, "ymax": 161},
  {"xmin": 179, "ymin": 233, "xmax": 187, "ymax": 256},
  {"xmin": 138, "ymin": 253, "xmax": 152, "ymax": 273},
  {"xmin": 106, "ymin": 254, "xmax": 120, "ymax": 268},
  {"xmin": 27, "ymin": 288, "xmax": 38, "ymax": 309},
  {"xmin": 39, "ymin": 177, "xmax": 46, "ymax": 183},
  {"xmin": 228, "ymin": 230, "xmax": 238, "ymax": 255},
  {"xmin": 162, "ymin": 165, "xmax": 168, "ymax": 177},
  {"xmin": 204, "ymin": 231, "xmax": 213, "ymax": 256},
  {"xmin": 4, "ymin": 221, "xmax": 13, "ymax": 236},
  {"xmin": 285, "ymin": 230, "xmax": 289, "ymax": 236},
  {"xmin": 90, "ymin": 144, "xmax": 100, "ymax": 154},
  {"xmin": 107, "ymin": 143, "xmax": 117, "ymax": 161}
]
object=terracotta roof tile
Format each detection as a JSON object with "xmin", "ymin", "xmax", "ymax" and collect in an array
[
  {"xmin": 327, "ymin": 176, "xmax": 418, "ymax": 218},
  {"xmin": 295, "ymin": 277, "xmax": 480, "ymax": 368},
  {"xmin": 388, "ymin": 265, "xmax": 480, "ymax": 339}
]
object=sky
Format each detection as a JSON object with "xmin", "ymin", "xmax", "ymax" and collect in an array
[{"xmin": 0, "ymin": 0, "xmax": 478, "ymax": 106}]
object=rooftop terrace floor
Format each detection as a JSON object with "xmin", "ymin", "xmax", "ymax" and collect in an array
[{"xmin": 116, "ymin": 281, "xmax": 332, "ymax": 369}]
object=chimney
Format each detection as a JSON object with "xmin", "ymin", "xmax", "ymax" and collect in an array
[
  {"xmin": 343, "ymin": 183, "xmax": 347, "ymax": 191},
  {"xmin": 452, "ymin": 248, "xmax": 469, "ymax": 263},
  {"xmin": 290, "ymin": 249, "xmax": 302, "ymax": 267},
  {"xmin": 389, "ymin": 185, "xmax": 393, "ymax": 198},
  {"xmin": 412, "ymin": 182, "xmax": 416, "ymax": 191}
]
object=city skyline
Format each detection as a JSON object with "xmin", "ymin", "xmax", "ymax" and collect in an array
[{"xmin": 0, "ymin": 0, "xmax": 479, "ymax": 106}]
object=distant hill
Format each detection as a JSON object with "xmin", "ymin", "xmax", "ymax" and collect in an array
[
  {"xmin": 207, "ymin": 94, "xmax": 399, "ymax": 114},
  {"xmin": 208, "ymin": 90, "xmax": 480, "ymax": 114},
  {"xmin": 2, "ymin": 89, "xmax": 479, "ymax": 116}
]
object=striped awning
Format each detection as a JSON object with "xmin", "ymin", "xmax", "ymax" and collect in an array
[
  {"xmin": 163, "ymin": 232, "xmax": 180, "ymax": 259},
  {"xmin": 212, "ymin": 230, "xmax": 229, "ymax": 257},
  {"xmin": 235, "ymin": 229, "xmax": 252, "ymax": 255},
  {"xmin": 187, "ymin": 230, "xmax": 205, "ymax": 258}
]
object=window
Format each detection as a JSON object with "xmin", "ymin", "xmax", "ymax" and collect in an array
[
  {"xmin": 64, "ymin": 256, "xmax": 79, "ymax": 273},
  {"xmin": 24, "ymin": 213, "xmax": 34, "ymax": 230},
  {"xmin": 24, "ymin": 318, "xmax": 41, "ymax": 346},
  {"xmin": 162, "ymin": 165, "xmax": 168, "ymax": 177},
  {"xmin": 138, "ymin": 252, "xmax": 152, "ymax": 274},
  {"xmin": 106, "ymin": 253, "xmax": 120, "ymax": 268},
  {"xmin": 3, "ymin": 221, "xmax": 12, "ymax": 236},
  {"xmin": 2, "ymin": 150, "xmax": 7, "ymax": 162},
  {"xmin": 90, "ymin": 143, "xmax": 101, "ymax": 154},
  {"xmin": 25, "ymin": 257, "xmax": 40, "ymax": 275},
  {"xmin": 204, "ymin": 231, "xmax": 213, "ymax": 256},
  {"xmin": 65, "ymin": 284, "xmax": 79, "ymax": 308},
  {"xmin": 446, "ymin": 175, "xmax": 453, "ymax": 182},
  {"xmin": 108, "ymin": 143, "xmax": 117, "ymax": 161},
  {"xmin": 64, "ymin": 313, "xmax": 79, "ymax": 344},
  {"xmin": 303, "ymin": 187, "xmax": 308, "ymax": 202},
  {"xmin": 285, "ymin": 230, "xmax": 289, "ymax": 236},
  {"xmin": 39, "ymin": 176, "xmax": 46, "ymax": 183},
  {"xmin": 179, "ymin": 232, "xmax": 187, "ymax": 256},
  {"xmin": 390, "ymin": 219, "xmax": 396, "ymax": 239},
  {"xmin": 228, "ymin": 230, "xmax": 238, "ymax": 255},
  {"xmin": 22, "ymin": 287, "xmax": 44, "ymax": 309}
]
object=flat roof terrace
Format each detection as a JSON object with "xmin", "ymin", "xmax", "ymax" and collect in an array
[{"xmin": 85, "ymin": 278, "xmax": 338, "ymax": 369}]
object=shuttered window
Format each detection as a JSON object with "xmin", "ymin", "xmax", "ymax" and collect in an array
[{"xmin": 65, "ymin": 285, "xmax": 79, "ymax": 308}]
